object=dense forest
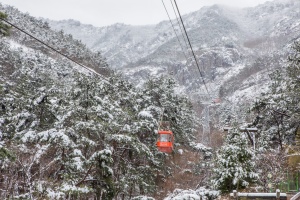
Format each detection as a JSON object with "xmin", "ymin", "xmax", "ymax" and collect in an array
[{"xmin": 1, "ymin": 1, "xmax": 300, "ymax": 200}]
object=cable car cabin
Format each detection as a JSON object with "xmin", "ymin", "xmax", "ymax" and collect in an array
[{"xmin": 156, "ymin": 130, "xmax": 174, "ymax": 153}]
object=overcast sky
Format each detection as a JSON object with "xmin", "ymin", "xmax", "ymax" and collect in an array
[{"xmin": 0, "ymin": 0, "xmax": 270, "ymax": 27}]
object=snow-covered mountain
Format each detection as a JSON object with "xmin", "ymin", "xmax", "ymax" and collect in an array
[{"xmin": 48, "ymin": 0, "xmax": 300, "ymax": 106}]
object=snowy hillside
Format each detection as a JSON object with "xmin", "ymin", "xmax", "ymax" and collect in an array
[
  {"xmin": 0, "ymin": 3, "xmax": 203, "ymax": 199},
  {"xmin": 2, "ymin": 0, "xmax": 300, "ymax": 199},
  {"xmin": 48, "ymin": 0, "xmax": 300, "ymax": 107},
  {"xmin": 48, "ymin": 20, "xmax": 169, "ymax": 69}
]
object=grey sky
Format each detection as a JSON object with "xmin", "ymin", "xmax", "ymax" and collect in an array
[{"xmin": 0, "ymin": 0, "xmax": 270, "ymax": 27}]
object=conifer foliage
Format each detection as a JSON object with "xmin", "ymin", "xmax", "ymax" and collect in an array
[
  {"xmin": 252, "ymin": 40, "xmax": 300, "ymax": 150},
  {"xmin": 212, "ymin": 127, "xmax": 257, "ymax": 193},
  {"xmin": 0, "ymin": 11, "xmax": 10, "ymax": 36}
]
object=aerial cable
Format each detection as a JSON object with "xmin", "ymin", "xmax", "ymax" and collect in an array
[
  {"xmin": 161, "ymin": 0, "xmax": 195, "ymax": 84},
  {"xmin": 3, "ymin": 17, "xmax": 168, "ymax": 147},
  {"xmin": 1, "ymin": 17, "xmax": 150, "ymax": 114},
  {"xmin": 169, "ymin": 0, "xmax": 199, "ymax": 83},
  {"xmin": 173, "ymin": 0, "xmax": 211, "ymax": 98},
  {"xmin": 161, "ymin": 0, "xmax": 190, "ymax": 63},
  {"xmin": 169, "ymin": 0, "xmax": 190, "ymax": 55},
  {"xmin": 0, "ymin": 17, "xmax": 109, "ymax": 82}
]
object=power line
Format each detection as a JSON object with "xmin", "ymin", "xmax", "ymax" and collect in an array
[
  {"xmin": 173, "ymin": 0, "xmax": 211, "ymax": 97},
  {"xmin": 0, "ymin": 17, "xmax": 110, "ymax": 82}
]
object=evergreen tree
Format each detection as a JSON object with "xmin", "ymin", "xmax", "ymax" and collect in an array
[
  {"xmin": 0, "ymin": 11, "xmax": 10, "ymax": 36},
  {"xmin": 141, "ymin": 77, "xmax": 198, "ymax": 146},
  {"xmin": 286, "ymin": 41, "xmax": 300, "ymax": 131},
  {"xmin": 212, "ymin": 127, "xmax": 257, "ymax": 193},
  {"xmin": 251, "ymin": 40, "xmax": 300, "ymax": 150}
]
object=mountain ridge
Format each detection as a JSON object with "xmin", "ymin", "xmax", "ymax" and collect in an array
[
  {"xmin": 49, "ymin": 0, "xmax": 300, "ymax": 103},
  {"xmin": 47, "ymin": 0, "xmax": 300, "ymax": 127}
]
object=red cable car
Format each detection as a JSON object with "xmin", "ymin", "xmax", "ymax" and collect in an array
[{"xmin": 156, "ymin": 129, "xmax": 174, "ymax": 153}]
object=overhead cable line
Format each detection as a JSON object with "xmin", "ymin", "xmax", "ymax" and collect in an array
[
  {"xmin": 169, "ymin": 0, "xmax": 190, "ymax": 55},
  {"xmin": 161, "ymin": 0, "xmax": 189, "ymax": 62},
  {"xmin": 0, "ymin": 18, "xmax": 109, "ymax": 82},
  {"xmin": 173, "ymin": 0, "xmax": 211, "ymax": 97},
  {"xmin": 170, "ymin": 0, "xmax": 200, "ymax": 81},
  {"xmin": 1, "ymin": 18, "xmax": 150, "ymax": 146},
  {"xmin": 1, "ymin": 17, "xmax": 146, "ymax": 113},
  {"xmin": 161, "ymin": 0, "xmax": 195, "ymax": 85},
  {"xmin": 2, "ymin": 17, "xmax": 152, "ymax": 117}
]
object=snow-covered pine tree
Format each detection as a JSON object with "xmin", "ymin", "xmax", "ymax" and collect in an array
[
  {"xmin": 286, "ymin": 40, "xmax": 300, "ymax": 135},
  {"xmin": 135, "ymin": 77, "xmax": 199, "ymax": 196},
  {"xmin": 212, "ymin": 127, "xmax": 257, "ymax": 193},
  {"xmin": 104, "ymin": 76, "xmax": 160, "ymax": 198},
  {"xmin": 141, "ymin": 77, "xmax": 198, "ymax": 146},
  {"xmin": 251, "ymin": 40, "xmax": 300, "ymax": 150},
  {"xmin": 0, "ymin": 11, "xmax": 10, "ymax": 36}
]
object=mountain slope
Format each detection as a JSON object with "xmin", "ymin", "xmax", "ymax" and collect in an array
[
  {"xmin": 48, "ymin": 0, "xmax": 300, "ymax": 105},
  {"xmin": 0, "ymin": 3, "xmax": 202, "ymax": 199}
]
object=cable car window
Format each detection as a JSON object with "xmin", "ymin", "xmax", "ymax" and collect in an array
[{"xmin": 160, "ymin": 134, "xmax": 169, "ymax": 142}]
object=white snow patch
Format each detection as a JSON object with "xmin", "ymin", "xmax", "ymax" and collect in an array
[
  {"xmin": 47, "ymin": 188, "xmax": 65, "ymax": 199},
  {"xmin": 178, "ymin": 149, "xmax": 183, "ymax": 155},
  {"xmin": 138, "ymin": 110, "xmax": 153, "ymax": 118}
]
